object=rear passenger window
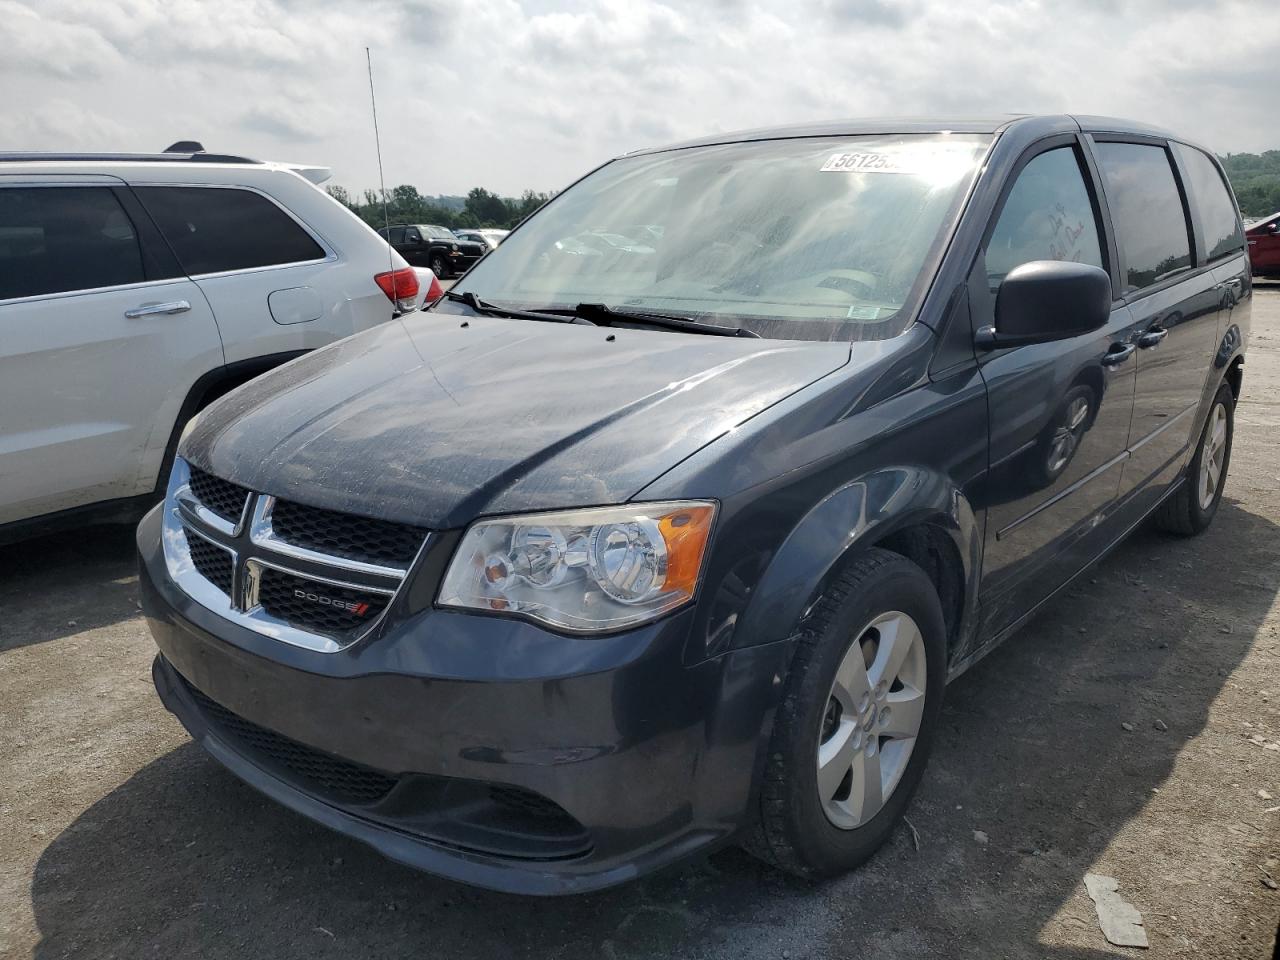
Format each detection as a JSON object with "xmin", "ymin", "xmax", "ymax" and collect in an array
[
  {"xmin": 1172, "ymin": 143, "xmax": 1244, "ymax": 262},
  {"xmin": 986, "ymin": 147, "xmax": 1104, "ymax": 288},
  {"xmin": 1093, "ymin": 142, "xmax": 1192, "ymax": 293},
  {"xmin": 0, "ymin": 187, "xmax": 144, "ymax": 300},
  {"xmin": 135, "ymin": 186, "xmax": 325, "ymax": 275}
]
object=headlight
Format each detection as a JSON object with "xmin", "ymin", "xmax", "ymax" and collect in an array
[{"xmin": 438, "ymin": 502, "xmax": 716, "ymax": 632}]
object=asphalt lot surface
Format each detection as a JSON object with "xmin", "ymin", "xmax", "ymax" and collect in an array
[{"xmin": 3, "ymin": 285, "xmax": 1279, "ymax": 959}]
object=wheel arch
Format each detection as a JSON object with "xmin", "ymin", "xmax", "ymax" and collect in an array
[
  {"xmin": 150, "ymin": 350, "xmax": 308, "ymax": 495},
  {"xmin": 1225, "ymin": 352, "xmax": 1244, "ymax": 401},
  {"xmin": 733, "ymin": 466, "xmax": 981, "ymax": 667}
]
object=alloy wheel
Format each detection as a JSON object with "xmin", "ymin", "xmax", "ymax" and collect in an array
[
  {"xmin": 1198, "ymin": 401, "xmax": 1228, "ymax": 510},
  {"xmin": 816, "ymin": 611, "xmax": 928, "ymax": 830}
]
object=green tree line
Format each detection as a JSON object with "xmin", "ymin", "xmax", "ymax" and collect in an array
[
  {"xmin": 1221, "ymin": 151, "xmax": 1280, "ymax": 219},
  {"xmin": 326, "ymin": 184, "xmax": 552, "ymax": 230}
]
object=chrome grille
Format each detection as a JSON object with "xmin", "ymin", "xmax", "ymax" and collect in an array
[
  {"xmin": 163, "ymin": 458, "xmax": 427, "ymax": 653},
  {"xmin": 185, "ymin": 527, "xmax": 233, "ymax": 595},
  {"xmin": 188, "ymin": 466, "xmax": 250, "ymax": 525},
  {"xmin": 269, "ymin": 498, "xmax": 427, "ymax": 567}
]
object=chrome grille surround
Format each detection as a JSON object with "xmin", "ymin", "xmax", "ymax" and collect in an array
[{"xmin": 162, "ymin": 458, "xmax": 428, "ymax": 653}]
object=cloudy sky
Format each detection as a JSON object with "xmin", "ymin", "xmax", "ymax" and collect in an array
[{"xmin": 2, "ymin": 0, "xmax": 1276, "ymax": 198}]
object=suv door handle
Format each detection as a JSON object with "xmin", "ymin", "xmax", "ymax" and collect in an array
[
  {"xmin": 125, "ymin": 300, "xmax": 191, "ymax": 319},
  {"xmin": 1137, "ymin": 327, "xmax": 1168, "ymax": 349},
  {"xmin": 1100, "ymin": 343, "xmax": 1135, "ymax": 367}
]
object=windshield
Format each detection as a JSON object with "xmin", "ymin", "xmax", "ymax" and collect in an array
[
  {"xmin": 454, "ymin": 134, "xmax": 991, "ymax": 341},
  {"xmin": 423, "ymin": 225, "xmax": 455, "ymax": 239}
]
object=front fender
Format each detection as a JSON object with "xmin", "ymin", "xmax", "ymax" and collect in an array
[{"xmin": 730, "ymin": 465, "xmax": 980, "ymax": 664}]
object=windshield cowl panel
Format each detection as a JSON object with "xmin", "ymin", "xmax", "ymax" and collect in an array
[{"xmin": 453, "ymin": 133, "xmax": 992, "ymax": 343}]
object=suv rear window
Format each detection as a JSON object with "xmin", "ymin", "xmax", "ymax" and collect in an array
[
  {"xmin": 1093, "ymin": 142, "xmax": 1192, "ymax": 293},
  {"xmin": 135, "ymin": 186, "xmax": 325, "ymax": 275},
  {"xmin": 0, "ymin": 187, "xmax": 144, "ymax": 300},
  {"xmin": 1172, "ymin": 143, "xmax": 1244, "ymax": 262}
]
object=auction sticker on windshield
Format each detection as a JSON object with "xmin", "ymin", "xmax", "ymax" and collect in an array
[
  {"xmin": 820, "ymin": 143, "xmax": 981, "ymax": 184},
  {"xmin": 820, "ymin": 151, "xmax": 913, "ymax": 173}
]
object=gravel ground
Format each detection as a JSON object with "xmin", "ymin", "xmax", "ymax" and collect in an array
[{"xmin": 2, "ymin": 285, "xmax": 1279, "ymax": 960}]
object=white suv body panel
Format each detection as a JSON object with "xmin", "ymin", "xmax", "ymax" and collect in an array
[{"xmin": 0, "ymin": 159, "xmax": 407, "ymax": 530}]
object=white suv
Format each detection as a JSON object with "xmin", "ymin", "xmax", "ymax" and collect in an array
[{"xmin": 0, "ymin": 146, "xmax": 421, "ymax": 542}]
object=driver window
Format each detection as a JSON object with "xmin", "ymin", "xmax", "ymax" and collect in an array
[
  {"xmin": 405, "ymin": 228, "xmax": 422, "ymax": 243},
  {"xmin": 986, "ymin": 147, "xmax": 1104, "ymax": 291}
]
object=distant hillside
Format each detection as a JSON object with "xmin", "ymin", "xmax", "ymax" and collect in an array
[{"xmin": 1221, "ymin": 151, "xmax": 1280, "ymax": 218}]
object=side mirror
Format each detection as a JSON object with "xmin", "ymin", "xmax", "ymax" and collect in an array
[
  {"xmin": 1269, "ymin": 221, "xmax": 1280, "ymax": 235},
  {"xmin": 978, "ymin": 260, "xmax": 1112, "ymax": 349}
]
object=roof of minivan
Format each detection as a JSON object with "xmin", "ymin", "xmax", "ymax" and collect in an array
[{"xmin": 629, "ymin": 114, "xmax": 1188, "ymax": 156}]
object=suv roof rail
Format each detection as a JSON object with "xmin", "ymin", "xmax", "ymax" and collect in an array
[{"xmin": 0, "ymin": 151, "xmax": 262, "ymax": 165}]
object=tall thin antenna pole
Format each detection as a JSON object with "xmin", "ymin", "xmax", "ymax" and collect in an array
[{"xmin": 366, "ymin": 47, "xmax": 396, "ymax": 280}]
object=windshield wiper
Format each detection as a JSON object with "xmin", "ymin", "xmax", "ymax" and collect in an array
[
  {"xmin": 570, "ymin": 302, "xmax": 759, "ymax": 338},
  {"xmin": 443, "ymin": 290, "xmax": 597, "ymax": 326}
]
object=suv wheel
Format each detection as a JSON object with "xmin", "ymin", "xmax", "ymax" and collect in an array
[
  {"xmin": 1155, "ymin": 382, "xmax": 1235, "ymax": 536},
  {"xmin": 431, "ymin": 254, "xmax": 450, "ymax": 280},
  {"xmin": 744, "ymin": 548, "xmax": 946, "ymax": 878}
]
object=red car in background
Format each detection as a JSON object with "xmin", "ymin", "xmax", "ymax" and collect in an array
[{"xmin": 1248, "ymin": 212, "xmax": 1280, "ymax": 277}]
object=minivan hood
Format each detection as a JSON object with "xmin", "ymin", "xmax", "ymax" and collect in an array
[{"xmin": 183, "ymin": 315, "xmax": 852, "ymax": 528}]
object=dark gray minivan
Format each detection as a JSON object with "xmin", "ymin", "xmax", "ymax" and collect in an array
[{"xmin": 139, "ymin": 115, "xmax": 1251, "ymax": 894}]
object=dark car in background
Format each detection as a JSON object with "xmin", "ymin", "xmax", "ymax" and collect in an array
[
  {"xmin": 1247, "ymin": 212, "xmax": 1280, "ymax": 277},
  {"xmin": 378, "ymin": 223, "xmax": 485, "ymax": 278},
  {"xmin": 140, "ymin": 115, "xmax": 1250, "ymax": 896}
]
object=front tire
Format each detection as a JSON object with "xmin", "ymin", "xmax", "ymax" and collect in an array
[
  {"xmin": 744, "ymin": 548, "xmax": 947, "ymax": 878},
  {"xmin": 1154, "ymin": 383, "xmax": 1234, "ymax": 536},
  {"xmin": 431, "ymin": 254, "xmax": 450, "ymax": 280}
]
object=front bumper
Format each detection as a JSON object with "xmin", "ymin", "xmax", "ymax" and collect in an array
[
  {"xmin": 137, "ymin": 505, "xmax": 789, "ymax": 894},
  {"xmin": 447, "ymin": 252, "xmax": 482, "ymax": 273}
]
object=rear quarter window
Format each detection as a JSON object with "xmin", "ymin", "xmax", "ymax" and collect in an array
[
  {"xmin": 134, "ymin": 186, "xmax": 325, "ymax": 275},
  {"xmin": 1092, "ymin": 141, "xmax": 1193, "ymax": 294},
  {"xmin": 1172, "ymin": 143, "xmax": 1244, "ymax": 262}
]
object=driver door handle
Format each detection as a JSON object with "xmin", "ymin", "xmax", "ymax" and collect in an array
[
  {"xmin": 1137, "ymin": 327, "xmax": 1168, "ymax": 349},
  {"xmin": 125, "ymin": 300, "xmax": 191, "ymax": 319},
  {"xmin": 1101, "ymin": 343, "xmax": 1135, "ymax": 366}
]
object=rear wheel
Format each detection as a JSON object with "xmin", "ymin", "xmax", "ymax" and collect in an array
[
  {"xmin": 744, "ymin": 548, "xmax": 947, "ymax": 878},
  {"xmin": 1154, "ymin": 383, "xmax": 1234, "ymax": 536}
]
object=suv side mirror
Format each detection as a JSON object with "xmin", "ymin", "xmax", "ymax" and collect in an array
[
  {"xmin": 1269, "ymin": 221, "xmax": 1280, "ymax": 235},
  {"xmin": 977, "ymin": 260, "xmax": 1112, "ymax": 349}
]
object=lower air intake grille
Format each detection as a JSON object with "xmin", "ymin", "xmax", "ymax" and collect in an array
[
  {"xmin": 186, "ymin": 529, "xmax": 233, "ymax": 594},
  {"xmin": 270, "ymin": 498, "xmax": 427, "ymax": 567},
  {"xmin": 188, "ymin": 466, "xmax": 250, "ymax": 525},
  {"xmin": 256, "ymin": 566, "xmax": 387, "ymax": 636},
  {"xmin": 183, "ymin": 677, "xmax": 398, "ymax": 805},
  {"xmin": 490, "ymin": 785, "xmax": 577, "ymax": 821}
]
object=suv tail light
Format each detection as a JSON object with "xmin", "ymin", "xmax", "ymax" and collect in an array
[
  {"xmin": 374, "ymin": 267, "xmax": 420, "ymax": 312},
  {"xmin": 425, "ymin": 271, "xmax": 444, "ymax": 305}
]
